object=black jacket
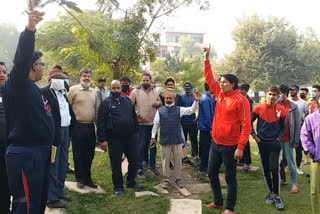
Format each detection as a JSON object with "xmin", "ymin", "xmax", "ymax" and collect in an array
[
  {"xmin": 2, "ymin": 29, "xmax": 55, "ymax": 146},
  {"xmin": 97, "ymin": 95, "xmax": 138, "ymax": 142},
  {"xmin": 41, "ymin": 86, "xmax": 76, "ymax": 146}
]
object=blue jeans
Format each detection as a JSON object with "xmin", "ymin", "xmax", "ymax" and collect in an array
[
  {"xmin": 138, "ymin": 125, "xmax": 156, "ymax": 170},
  {"xmin": 48, "ymin": 127, "xmax": 70, "ymax": 202},
  {"xmin": 281, "ymin": 141, "xmax": 297, "ymax": 186},
  {"xmin": 6, "ymin": 144, "xmax": 51, "ymax": 214}
]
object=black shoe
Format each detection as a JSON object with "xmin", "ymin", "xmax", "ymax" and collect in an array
[
  {"xmin": 47, "ymin": 200, "xmax": 67, "ymax": 208},
  {"xmin": 150, "ymin": 167, "xmax": 160, "ymax": 175},
  {"xmin": 86, "ymin": 181, "xmax": 98, "ymax": 189},
  {"xmin": 114, "ymin": 188, "xmax": 125, "ymax": 195},
  {"xmin": 127, "ymin": 183, "xmax": 144, "ymax": 191},
  {"xmin": 76, "ymin": 182, "xmax": 85, "ymax": 189},
  {"xmin": 59, "ymin": 195, "xmax": 72, "ymax": 202},
  {"xmin": 182, "ymin": 158, "xmax": 193, "ymax": 166}
]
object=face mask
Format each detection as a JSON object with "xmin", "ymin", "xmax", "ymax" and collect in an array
[
  {"xmin": 311, "ymin": 92, "xmax": 318, "ymax": 98},
  {"xmin": 185, "ymin": 88, "xmax": 192, "ymax": 93},
  {"xmin": 111, "ymin": 92, "xmax": 121, "ymax": 99},
  {"xmin": 300, "ymin": 94, "xmax": 306, "ymax": 99},
  {"xmin": 64, "ymin": 79, "xmax": 70, "ymax": 86},
  {"xmin": 50, "ymin": 79, "xmax": 65, "ymax": 91},
  {"xmin": 142, "ymin": 83, "xmax": 150, "ymax": 90},
  {"xmin": 277, "ymin": 95, "xmax": 284, "ymax": 102},
  {"xmin": 122, "ymin": 85, "xmax": 129, "ymax": 93},
  {"xmin": 81, "ymin": 81, "xmax": 91, "ymax": 89}
]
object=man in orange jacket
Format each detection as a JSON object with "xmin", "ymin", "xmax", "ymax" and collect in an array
[{"xmin": 203, "ymin": 47, "xmax": 251, "ymax": 214}]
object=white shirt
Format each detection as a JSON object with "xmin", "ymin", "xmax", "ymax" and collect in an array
[
  {"xmin": 54, "ymin": 89, "xmax": 71, "ymax": 127},
  {"xmin": 151, "ymin": 101, "xmax": 198, "ymax": 138}
]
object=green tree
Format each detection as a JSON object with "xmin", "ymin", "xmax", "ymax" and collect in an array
[
  {"xmin": 0, "ymin": 23, "xmax": 19, "ymax": 69},
  {"xmin": 218, "ymin": 14, "xmax": 320, "ymax": 90}
]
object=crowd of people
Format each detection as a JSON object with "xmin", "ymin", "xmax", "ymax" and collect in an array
[{"xmin": 0, "ymin": 9, "xmax": 320, "ymax": 214}]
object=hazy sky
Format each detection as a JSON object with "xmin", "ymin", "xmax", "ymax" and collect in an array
[{"xmin": 1, "ymin": 0, "xmax": 320, "ymax": 58}]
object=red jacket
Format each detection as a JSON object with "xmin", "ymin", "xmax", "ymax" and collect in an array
[
  {"xmin": 204, "ymin": 60, "xmax": 251, "ymax": 150},
  {"xmin": 121, "ymin": 87, "xmax": 134, "ymax": 96}
]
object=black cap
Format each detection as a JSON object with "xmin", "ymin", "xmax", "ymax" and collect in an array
[{"xmin": 289, "ymin": 85, "xmax": 299, "ymax": 91}]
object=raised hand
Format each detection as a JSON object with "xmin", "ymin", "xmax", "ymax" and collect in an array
[
  {"xmin": 203, "ymin": 45, "xmax": 210, "ymax": 61},
  {"xmin": 193, "ymin": 91, "xmax": 201, "ymax": 101},
  {"xmin": 27, "ymin": 10, "xmax": 45, "ymax": 31}
]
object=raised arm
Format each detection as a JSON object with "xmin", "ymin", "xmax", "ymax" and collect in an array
[
  {"xmin": 8, "ymin": 11, "xmax": 44, "ymax": 87},
  {"xmin": 203, "ymin": 47, "xmax": 221, "ymax": 97},
  {"xmin": 180, "ymin": 91, "xmax": 201, "ymax": 117}
]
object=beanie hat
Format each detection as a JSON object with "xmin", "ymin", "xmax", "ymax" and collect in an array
[
  {"xmin": 48, "ymin": 65, "xmax": 68, "ymax": 80},
  {"xmin": 183, "ymin": 81, "xmax": 193, "ymax": 89}
]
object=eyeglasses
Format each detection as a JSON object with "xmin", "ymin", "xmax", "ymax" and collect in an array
[{"xmin": 35, "ymin": 62, "xmax": 45, "ymax": 66}]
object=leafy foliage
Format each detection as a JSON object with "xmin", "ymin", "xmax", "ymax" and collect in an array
[
  {"xmin": 216, "ymin": 15, "xmax": 320, "ymax": 90},
  {"xmin": 0, "ymin": 24, "xmax": 19, "ymax": 70}
]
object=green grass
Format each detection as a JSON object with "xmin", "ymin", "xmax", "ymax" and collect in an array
[{"xmin": 65, "ymin": 138, "xmax": 312, "ymax": 214}]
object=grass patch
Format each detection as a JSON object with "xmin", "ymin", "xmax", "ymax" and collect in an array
[{"xmin": 65, "ymin": 136, "xmax": 312, "ymax": 213}]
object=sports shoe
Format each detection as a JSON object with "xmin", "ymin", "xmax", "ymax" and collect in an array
[
  {"xmin": 274, "ymin": 196, "xmax": 284, "ymax": 210},
  {"xmin": 265, "ymin": 193, "xmax": 275, "ymax": 204},
  {"xmin": 137, "ymin": 169, "xmax": 146, "ymax": 179},
  {"xmin": 86, "ymin": 180, "xmax": 98, "ymax": 189},
  {"xmin": 127, "ymin": 183, "xmax": 144, "ymax": 191},
  {"xmin": 297, "ymin": 168, "xmax": 304, "ymax": 175},
  {"xmin": 182, "ymin": 158, "xmax": 193, "ymax": 166}
]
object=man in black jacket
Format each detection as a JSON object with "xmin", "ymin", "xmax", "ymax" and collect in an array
[
  {"xmin": 0, "ymin": 61, "xmax": 10, "ymax": 214},
  {"xmin": 97, "ymin": 80, "xmax": 143, "ymax": 195},
  {"xmin": 2, "ymin": 10, "xmax": 55, "ymax": 214},
  {"xmin": 42, "ymin": 65, "xmax": 75, "ymax": 208}
]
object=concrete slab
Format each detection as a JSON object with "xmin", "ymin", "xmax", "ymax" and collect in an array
[
  {"xmin": 154, "ymin": 184, "xmax": 169, "ymax": 194},
  {"xmin": 122, "ymin": 158, "xmax": 128, "ymax": 176},
  {"xmin": 64, "ymin": 181, "xmax": 106, "ymax": 194},
  {"xmin": 45, "ymin": 208, "xmax": 65, "ymax": 214},
  {"xmin": 168, "ymin": 199, "xmax": 202, "ymax": 214},
  {"xmin": 237, "ymin": 166, "xmax": 259, "ymax": 172},
  {"xmin": 185, "ymin": 183, "xmax": 211, "ymax": 194},
  {"xmin": 135, "ymin": 191, "xmax": 159, "ymax": 197}
]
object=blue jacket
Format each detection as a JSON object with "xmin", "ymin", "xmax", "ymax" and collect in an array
[{"xmin": 198, "ymin": 92, "xmax": 215, "ymax": 131}]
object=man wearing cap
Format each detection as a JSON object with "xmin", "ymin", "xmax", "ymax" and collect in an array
[
  {"xmin": 203, "ymin": 47, "xmax": 251, "ymax": 214},
  {"xmin": 278, "ymin": 84, "xmax": 300, "ymax": 193},
  {"xmin": 42, "ymin": 65, "xmax": 75, "ymax": 208},
  {"xmin": 2, "ymin": 10, "xmax": 55, "ymax": 213},
  {"xmin": 67, "ymin": 68, "xmax": 98, "ymax": 189},
  {"xmin": 289, "ymin": 85, "xmax": 309, "ymax": 174},
  {"xmin": 0, "ymin": 61, "xmax": 10, "ymax": 213},
  {"xmin": 181, "ymin": 81, "xmax": 199, "ymax": 164},
  {"xmin": 96, "ymin": 77, "xmax": 110, "ymax": 107}
]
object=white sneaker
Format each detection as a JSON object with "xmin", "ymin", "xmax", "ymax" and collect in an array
[{"xmin": 297, "ymin": 168, "xmax": 304, "ymax": 175}]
